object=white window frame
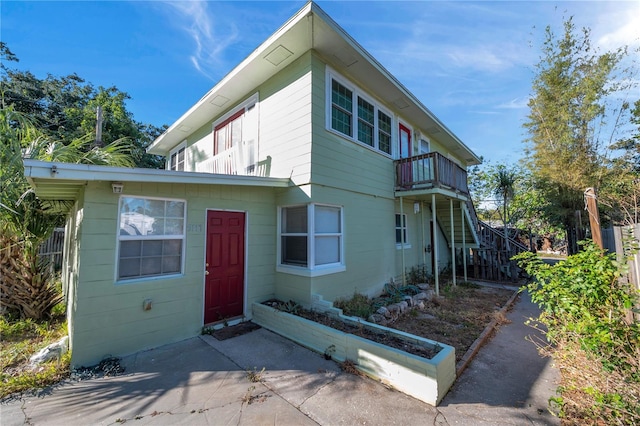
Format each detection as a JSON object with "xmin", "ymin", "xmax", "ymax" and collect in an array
[
  {"xmin": 277, "ymin": 203, "xmax": 346, "ymax": 277},
  {"xmin": 326, "ymin": 68, "xmax": 394, "ymax": 157},
  {"xmin": 395, "ymin": 213, "xmax": 411, "ymax": 249},
  {"xmin": 116, "ymin": 195, "xmax": 186, "ymax": 283},
  {"xmin": 168, "ymin": 141, "xmax": 187, "ymax": 171}
]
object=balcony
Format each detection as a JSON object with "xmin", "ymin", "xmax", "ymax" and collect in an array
[{"xmin": 394, "ymin": 152, "xmax": 469, "ymax": 195}]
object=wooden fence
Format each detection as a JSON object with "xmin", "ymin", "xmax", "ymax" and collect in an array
[{"xmin": 603, "ymin": 224, "xmax": 640, "ymax": 294}]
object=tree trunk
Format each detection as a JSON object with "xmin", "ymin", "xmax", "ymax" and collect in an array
[{"xmin": 0, "ymin": 233, "xmax": 62, "ymax": 320}]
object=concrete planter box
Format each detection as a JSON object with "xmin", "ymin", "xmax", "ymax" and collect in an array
[{"xmin": 252, "ymin": 302, "xmax": 456, "ymax": 406}]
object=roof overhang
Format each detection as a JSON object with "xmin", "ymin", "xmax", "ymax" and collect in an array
[
  {"xmin": 23, "ymin": 160, "xmax": 291, "ymax": 201},
  {"xmin": 147, "ymin": 2, "xmax": 481, "ymax": 167}
]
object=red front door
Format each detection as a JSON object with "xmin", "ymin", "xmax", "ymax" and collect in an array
[{"xmin": 204, "ymin": 210, "xmax": 245, "ymax": 324}]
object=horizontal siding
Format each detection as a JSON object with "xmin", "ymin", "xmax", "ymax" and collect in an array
[
  {"xmin": 70, "ymin": 181, "xmax": 279, "ymax": 367},
  {"xmin": 258, "ymin": 52, "xmax": 313, "ymax": 183}
]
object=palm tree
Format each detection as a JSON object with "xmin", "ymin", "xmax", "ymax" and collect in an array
[
  {"xmin": 493, "ymin": 165, "xmax": 517, "ymax": 253},
  {"xmin": 1, "ymin": 106, "xmax": 134, "ymax": 319}
]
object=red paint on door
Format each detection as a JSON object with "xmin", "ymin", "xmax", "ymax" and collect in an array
[{"xmin": 204, "ymin": 210, "xmax": 245, "ymax": 324}]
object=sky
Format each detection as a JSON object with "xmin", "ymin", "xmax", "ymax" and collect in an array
[{"xmin": 2, "ymin": 1, "xmax": 639, "ymax": 164}]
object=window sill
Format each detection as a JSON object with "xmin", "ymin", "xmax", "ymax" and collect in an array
[
  {"xmin": 276, "ymin": 264, "xmax": 346, "ymax": 277},
  {"xmin": 115, "ymin": 273, "xmax": 184, "ymax": 285},
  {"xmin": 396, "ymin": 244, "xmax": 412, "ymax": 250}
]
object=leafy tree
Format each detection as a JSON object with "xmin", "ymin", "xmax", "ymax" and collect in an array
[
  {"xmin": 1, "ymin": 46, "xmax": 164, "ymax": 169},
  {"xmin": 523, "ymin": 17, "xmax": 635, "ymax": 253}
]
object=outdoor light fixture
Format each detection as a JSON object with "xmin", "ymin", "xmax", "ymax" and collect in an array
[
  {"xmin": 111, "ymin": 182, "xmax": 124, "ymax": 194},
  {"xmin": 414, "ymin": 202, "xmax": 420, "ymax": 214}
]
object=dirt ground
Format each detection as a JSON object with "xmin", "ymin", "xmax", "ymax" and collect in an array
[
  {"xmin": 287, "ymin": 283, "xmax": 517, "ymax": 362},
  {"xmin": 392, "ymin": 284, "xmax": 516, "ymax": 362}
]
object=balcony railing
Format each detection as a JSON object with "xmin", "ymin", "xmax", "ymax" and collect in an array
[{"xmin": 394, "ymin": 152, "xmax": 469, "ymax": 194}]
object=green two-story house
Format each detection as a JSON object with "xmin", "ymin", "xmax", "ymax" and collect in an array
[{"xmin": 24, "ymin": 2, "xmax": 481, "ymax": 367}]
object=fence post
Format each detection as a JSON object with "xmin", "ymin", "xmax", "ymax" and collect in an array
[{"xmin": 584, "ymin": 188, "xmax": 603, "ymax": 249}]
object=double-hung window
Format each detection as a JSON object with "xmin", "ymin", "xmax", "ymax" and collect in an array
[
  {"xmin": 169, "ymin": 142, "xmax": 186, "ymax": 171},
  {"xmin": 328, "ymin": 69, "xmax": 393, "ymax": 156},
  {"xmin": 117, "ymin": 196, "xmax": 186, "ymax": 281},
  {"xmin": 279, "ymin": 204, "xmax": 345, "ymax": 276}
]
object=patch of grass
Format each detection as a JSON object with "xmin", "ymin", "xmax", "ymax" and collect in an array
[
  {"xmin": 245, "ymin": 367, "xmax": 265, "ymax": 383},
  {"xmin": 334, "ymin": 293, "xmax": 374, "ymax": 319},
  {"xmin": 1, "ymin": 307, "xmax": 70, "ymax": 399}
]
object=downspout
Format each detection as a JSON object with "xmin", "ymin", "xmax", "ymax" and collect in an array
[
  {"xmin": 400, "ymin": 197, "xmax": 406, "ymax": 286},
  {"xmin": 432, "ymin": 194, "xmax": 439, "ymax": 296},
  {"xmin": 450, "ymin": 198, "xmax": 456, "ymax": 287},
  {"xmin": 461, "ymin": 201, "xmax": 467, "ymax": 282}
]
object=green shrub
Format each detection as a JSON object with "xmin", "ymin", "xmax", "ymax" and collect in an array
[{"xmin": 514, "ymin": 241, "xmax": 640, "ymax": 423}]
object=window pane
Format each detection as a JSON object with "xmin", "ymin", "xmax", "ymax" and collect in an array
[
  {"xmin": 148, "ymin": 218, "xmax": 164, "ymax": 235},
  {"xmin": 378, "ymin": 111, "xmax": 392, "ymax": 154},
  {"xmin": 395, "ymin": 214, "xmax": 402, "ymax": 227},
  {"xmin": 166, "ymin": 201, "xmax": 185, "ymax": 218},
  {"xmin": 315, "ymin": 205, "xmax": 340, "ymax": 233},
  {"xmin": 331, "ymin": 80, "xmax": 352, "ymax": 136},
  {"xmin": 142, "ymin": 240, "xmax": 163, "ymax": 256},
  {"xmin": 282, "ymin": 236, "xmax": 308, "ymax": 266},
  {"xmin": 141, "ymin": 257, "xmax": 162, "ymax": 275},
  {"xmin": 162, "ymin": 256, "xmax": 181, "ymax": 273},
  {"xmin": 332, "ymin": 107, "xmax": 352, "ymax": 136},
  {"xmin": 315, "ymin": 236, "xmax": 340, "ymax": 265},
  {"xmin": 163, "ymin": 240, "xmax": 182, "ymax": 256},
  {"xmin": 282, "ymin": 206, "xmax": 307, "ymax": 233},
  {"xmin": 332, "ymin": 80, "xmax": 352, "ymax": 111},
  {"xmin": 164, "ymin": 219, "xmax": 184, "ymax": 235},
  {"xmin": 396, "ymin": 229, "xmax": 403, "ymax": 244},
  {"xmin": 120, "ymin": 240, "xmax": 141, "ymax": 257},
  {"xmin": 119, "ymin": 258, "xmax": 141, "ymax": 278}
]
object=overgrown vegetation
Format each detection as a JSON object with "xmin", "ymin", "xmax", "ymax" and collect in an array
[
  {"xmin": 515, "ymin": 242, "xmax": 640, "ymax": 423},
  {"xmin": 0, "ymin": 306, "xmax": 70, "ymax": 398}
]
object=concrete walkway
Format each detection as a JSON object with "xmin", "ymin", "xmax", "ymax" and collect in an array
[{"xmin": 1, "ymin": 292, "xmax": 559, "ymax": 425}]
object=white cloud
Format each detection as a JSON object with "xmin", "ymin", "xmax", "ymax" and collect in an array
[
  {"xmin": 595, "ymin": 3, "xmax": 640, "ymax": 49},
  {"xmin": 496, "ymin": 97, "xmax": 530, "ymax": 110},
  {"xmin": 163, "ymin": 1, "xmax": 238, "ymax": 78}
]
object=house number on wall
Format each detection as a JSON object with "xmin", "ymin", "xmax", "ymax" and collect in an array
[{"xmin": 187, "ymin": 224, "xmax": 203, "ymax": 233}]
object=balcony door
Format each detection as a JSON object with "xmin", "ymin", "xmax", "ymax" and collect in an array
[
  {"xmin": 399, "ymin": 123, "xmax": 412, "ymax": 184},
  {"xmin": 399, "ymin": 123, "xmax": 411, "ymax": 158}
]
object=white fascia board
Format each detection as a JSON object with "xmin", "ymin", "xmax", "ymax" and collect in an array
[{"xmin": 23, "ymin": 160, "xmax": 291, "ymax": 188}]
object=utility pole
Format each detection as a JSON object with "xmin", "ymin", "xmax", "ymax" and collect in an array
[
  {"xmin": 94, "ymin": 105, "xmax": 103, "ymax": 148},
  {"xmin": 584, "ymin": 187, "xmax": 603, "ymax": 249}
]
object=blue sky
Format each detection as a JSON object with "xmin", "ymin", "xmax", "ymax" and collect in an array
[{"xmin": 2, "ymin": 1, "xmax": 639, "ymax": 164}]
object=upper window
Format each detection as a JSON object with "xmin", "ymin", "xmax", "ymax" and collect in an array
[
  {"xmin": 169, "ymin": 142, "xmax": 186, "ymax": 171},
  {"xmin": 279, "ymin": 204, "xmax": 344, "ymax": 276},
  {"xmin": 117, "ymin": 196, "xmax": 186, "ymax": 282},
  {"xmin": 328, "ymin": 70, "xmax": 393, "ymax": 156}
]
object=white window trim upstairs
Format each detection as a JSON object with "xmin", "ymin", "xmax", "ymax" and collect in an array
[
  {"xmin": 326, "ymin": 67, "xmax": 395, "ymax": 158},
  {"xmin": 277, "ymin": 203, "xmax": 346, "ymax": 278},
  {"xmin": 168, "ymin": 141, "xmax": 187, "ymax": 171}
]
